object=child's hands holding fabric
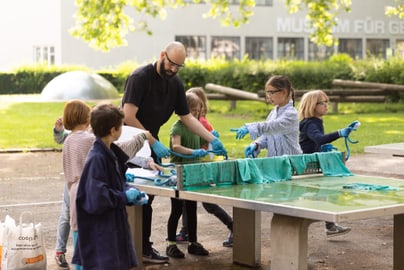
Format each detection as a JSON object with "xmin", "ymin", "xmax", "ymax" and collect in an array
[
  {"xmin": 338, "ymin": 127, "xmax": 353, "ymax": 138},
  {"xmin": 126, "ymin": 188, "xmax": 149, "ymax": 205},
  {"xmin": 192, "ymin": 149, "xmax": 208, "ymax": 158},
  {"xmin": 245, "ymin": 143, "xmax": 258, "ymax": 158}
]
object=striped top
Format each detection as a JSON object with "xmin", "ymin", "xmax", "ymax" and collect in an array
[{"xmin": 245, "ymin": 99, "xmax": 302, "ymax": 157}]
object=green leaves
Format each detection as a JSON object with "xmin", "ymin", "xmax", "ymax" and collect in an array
[{"xmin": 285, "ymin": 0, "xmax": 352, "ymax": 47}]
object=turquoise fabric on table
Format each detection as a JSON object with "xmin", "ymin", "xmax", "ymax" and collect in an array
[
  {"xmin": 182, "ymin": 160, "xmax": 238, "ymax": 187},
  {"xmin": 250, "ymin": 156, "xmax": 292, "ymax": 183},
  {"xmin": 288, "ymin": 153, "xmax": 318, "ymax": 175},
  {"xmin": 236, "ymin": 159, "xmax": 264, "ymax": 184},
  {"xmin": 316, "ymin": 152, "xmax": 353, "ymax": 176},
  {"xmin": 343, "ymin": 183, "xmax": 399, "ymax": 191}
]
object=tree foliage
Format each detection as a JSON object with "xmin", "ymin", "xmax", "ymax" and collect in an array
[
  {"xmin": 385, "ymin": 0, "xmax": 404, "ymax": 19},
  {"xmin": 285, "ymin": 0, "xmax": 352, "ymax": 47},
  {"xmin": 70, "ymin": 0, "xmax": 401, "ymax": 52}
]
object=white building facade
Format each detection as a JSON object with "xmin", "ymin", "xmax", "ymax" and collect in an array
[{"xmin": 0, "ymin": 0, "xmax": 403, "ymax": 71}]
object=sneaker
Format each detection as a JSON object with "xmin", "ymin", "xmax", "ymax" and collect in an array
[
  {"xmin": 176, "ymin": 232, "xmax": 189, "ymax": 243},
  {"xmin": 222, "ymin": 232, "xmax": 233, "ymax": 247},
  {"xmin": 188, "ymin": 242, "xmax": 209, "ymax": 256},
  {"xmin": 166, "ymin": 244, "xmax": 185, "ymax": 258},
  {"xmin": 55, "ymin": 253, "xmax": 69, "ymax": 269},
  {"xmin": 326, "ymin": 224, "xmax": 351, "ymax": 237},
  {"xmin": 142, "ymin": 248, "xmax": 169, "ymax": 264}
]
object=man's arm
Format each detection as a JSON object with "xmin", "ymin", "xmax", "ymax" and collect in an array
[
  {"xmin": 179, "ymin": 113, "xmax": 215, "ymax": 142},
  {"xmin": 122, "ymin": 103, "xmax": 156, "ymax": 145}
]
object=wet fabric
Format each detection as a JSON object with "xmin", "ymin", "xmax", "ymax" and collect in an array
[{"xmin": 342, "ymin": 183, "xmax": 399, "ymax": 191}]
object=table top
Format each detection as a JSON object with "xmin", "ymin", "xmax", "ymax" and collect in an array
[{"xmin": 178, "ymin": 174, "xmax": 404, "ymax": 222}]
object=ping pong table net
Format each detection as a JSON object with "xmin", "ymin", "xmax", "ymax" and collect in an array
[{"xmin": 176, "ymin": 151, "xmax": 352, "ymax": 189}]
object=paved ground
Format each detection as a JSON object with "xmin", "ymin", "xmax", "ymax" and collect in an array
[{"xmin": 0, "ymin": 151, "xmax": 403, "ymax": 270}]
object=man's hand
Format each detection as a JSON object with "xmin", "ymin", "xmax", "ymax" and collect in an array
[
  {"xmin": 210, "ymin": 138, "xmax": 227, "ymax": 156},
  {"xmin": 151, "ymin": 140, "xmax": 170, "ymax": 159}
]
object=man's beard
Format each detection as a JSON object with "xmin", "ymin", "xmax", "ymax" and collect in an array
[{"xmin": 159, "ymin": 59, "xmax": 177, "ymax": 79}]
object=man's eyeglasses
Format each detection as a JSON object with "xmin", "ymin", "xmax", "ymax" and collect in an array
[
  {"xmin": 165, "ymin": 52, "xmax": 185, "ymax": 69},
  {"xmin": 316, "ymin": 101, "xmax": 329, "ymax": 106},
  {"xmin": 265, "ymin": 89, "xmax": 283, "ymax": 96}
]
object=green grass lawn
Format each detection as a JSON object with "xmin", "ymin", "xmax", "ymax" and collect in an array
[{"xmin": 1, "ymin": 95, "xmax": 404, "ymax": 159}]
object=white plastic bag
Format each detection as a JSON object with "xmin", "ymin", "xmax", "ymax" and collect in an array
[{"xmin": 1, "ymin": 212, "xmax": 47, "ymax": 270}]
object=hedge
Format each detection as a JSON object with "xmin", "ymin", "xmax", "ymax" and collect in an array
[{"xmin": 0, "ymin": 55, "xmax": 403, "ymax": 97}]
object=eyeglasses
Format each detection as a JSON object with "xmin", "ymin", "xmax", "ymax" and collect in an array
[
  {"xmin": 265, "ymin": 89, "xmax": 283, "ymax": 96},
  {"xmin": 165, "ymin": 52, "xmax": 185, "ymax": 69},
  {"xmin": 316, "ymin": 101, "xmax": 329, "ymax": 106}
]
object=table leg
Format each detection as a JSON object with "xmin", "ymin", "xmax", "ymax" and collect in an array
[
  {"xmin": 394, "ymin": 214, "xmax": 404, "ymax": 270},
  {"xmin": 270, "ymin": 214, "xmax": 315, "ymax": 270},
  {"xmin": 127, "ymin": 205, "xmax": 143, "ymax": 268},
  {"xmin": 233, "ymin": 207, "xmax": 261, "ymax": 267}
]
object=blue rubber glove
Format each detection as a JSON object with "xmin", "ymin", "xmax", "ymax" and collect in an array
[
  {"xmin": 125, "ymin": 188, "xmax": 141, "ymax": 203},
  {"xmin": 211, "ymin": 130, "xmax": 220, "ymax": 138},
  {"xmin": 230, "ymin": 126, "xmax": 249, "ymax": 140},
  {"xmin": 135, "ymin": 191, "xmax": 149, "ymax": 205},
  {"xmin": 126, "ymin": 188, "xmax": 148, "ymax": 205},
  {"xmin": 348, "ymin": 120, "xmax": 360, "ymax": 130},
  {"xmin": 151, "ymin": 140, "xmax": 170, "ymax": 159},
  {"xmin": 192, "ymin": 149, "xmax": 208, "ymax": 158},
  {"xmin": 210, "ymin": 137, "xmax": 227, "ymax": 156},
  {"xmin": 321, "ymin": 144, "xmax": 338, "ymax": 152},
  {"xmin": 245, "ymin": 143, "xmax": 257, "ymax": 158},
  {"xmin": 338, "ymin": 127, "xmax": 353, "ymax": 138}
]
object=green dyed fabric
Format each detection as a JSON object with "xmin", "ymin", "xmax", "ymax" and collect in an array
[
  {"xmin": 289, "ymin": 153, "xmax": 318, "ymax": 175},
  {"xmin": 343, "ymin": 183, "xmax": 399, "ymax": 191},
  {"xmin": 316, "ymin": 152, "xmax": 353, "ymax": 176}
]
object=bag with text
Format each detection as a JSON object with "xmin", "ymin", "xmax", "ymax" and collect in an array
[{"xmin": 1, "ymin": 212, "xmax": 47, "ymax": 270}]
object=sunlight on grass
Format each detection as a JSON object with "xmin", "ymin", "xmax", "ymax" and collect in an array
[{"xmin": 1, "ymin": 96, "xmax": 404, "ymax": 156}]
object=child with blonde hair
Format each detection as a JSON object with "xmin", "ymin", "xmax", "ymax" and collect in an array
[{"xmin": 299, "ymin": 90, "xmax": 353, "ymax": 237}]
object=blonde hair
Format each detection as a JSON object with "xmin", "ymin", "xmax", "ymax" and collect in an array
[
  {"xmin": 186, "ymin": 92, "xmax": 203, "ymax": 117},
  {"xmin": 62, "ymin": 99, "xmax": 91, "ymax": 130},
  {"xmin": 298, "ymin": 90, "xmax": 329, "ymax": 119},
  {"xmin": 187, "ymin": 87, "xmax": 208, "ymax": 116}
]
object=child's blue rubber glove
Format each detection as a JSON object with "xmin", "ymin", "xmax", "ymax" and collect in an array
[
  {"xmin": 126, "ymin": 188, "xmax": 148, "ymax": 205},
  {"xmin": 135, "ymin": 191, "xmax": 149, "ymax": 205},
  {"xmin": 192, "ymin": 149, "xmax": 208, "ymax": 158},
  {"xmin": 245, "ymin": 143, "xmax": 257, "ymax": 158},
  {"xmin": 210, "ymin": 138, "xmax": 227, "ymax": 156},
  {"xmin": 151, "ymin": 140, "xmax": 170, "ymax": 159},
  {"xmin": 126, "ymin": 188, "xmax": 141, "ymax": 203},
  {"xmin": 321, "ymin": 144, "xmax": 338, "ymax": 152},
  {"xmin": 211, "ymin": 130, "xmax": 220, "ymax": 138},
  {"xmin": 348, "ymin": 120, "xmax": 360, "ymax": 130},
  {"xmin": 230, "ymin": 126, "xmax": 249, "ymax": 140},
  {"xmin": 338, "ymin": 127, "xmax": 353, "ymax": 138}
]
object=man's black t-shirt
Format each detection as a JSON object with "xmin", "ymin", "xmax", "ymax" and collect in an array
[{"xmin": 122, "ymin": 63, "xmax": 189, "ymax": 139}]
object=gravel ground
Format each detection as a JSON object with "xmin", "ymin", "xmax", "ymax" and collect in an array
[{"xmin": 1, "ymin": 151, "xmax": 403, "ymax": 270}]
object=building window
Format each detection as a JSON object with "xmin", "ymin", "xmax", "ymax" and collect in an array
[
  {"xmin": 338, "ymin": 39, "xmax": 362, "ymax": 59},
  {"xmin": 245, "ymin": 37, "xmax": 273, "ymax": 60},
  {"xmin": 277, "ymin": 38, "xmax": 304, "ymax": 60},
  {"xmin": 176, "ymin": 36, "xmax": 207, "ymax": 61},
  {"xmin": 308, "ymin": 42, "xmax": 334, "ymax": 61},
  {"xmin": 33, "ymin": 45, "xmax": 55, "ymax": 65},
  {"xmin": 366, "ymin": 39, "xmax": 389, "ymax": 59},
  {"xmin": 397, "ymin": 40, "xmax": 404, "ymax": 58},
  {"xmin": 211, "ymin": 36, "xmax": 240, "ymax": 60}
]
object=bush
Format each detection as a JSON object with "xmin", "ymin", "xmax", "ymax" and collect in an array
[{"xmin": 0, "ymin": 57, "xmax": 403, "ymax": 98}]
